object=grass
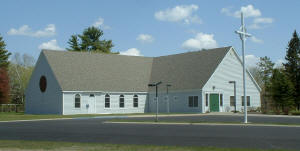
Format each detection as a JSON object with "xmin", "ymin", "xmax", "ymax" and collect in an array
[
  {"xmin": 0, "ymin": 112, "xmax": 198, "ymax": 121},
  {"xmin": 108, "ymin": 119, "xmax": 300, "ymax": 126},
  {"xmin": 0, "ymin": 112, "xmax": 144, "ymax": 121},
  {"xmin": 0, "ymin": 140, "xmax": 294, "ymax": 151}
]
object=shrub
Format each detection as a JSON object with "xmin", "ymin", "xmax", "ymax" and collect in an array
[{"xmin": 290, "ymin": 111, "xmax": 300, "ymax": 115}]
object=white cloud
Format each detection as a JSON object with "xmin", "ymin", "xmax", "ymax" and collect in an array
[
  {"xmin": 220, "ymin": 7, "xmax": 232, "ymax": 16},
  {"xmin": 154, "ymin": 4, "xmax": 202, "ymax": 24},
  {"xmin": 38, "ymin": 39, "xmax": 63, "ymax": 50},
  {"xmin": 251, "ymin": 36, "xmax": 263, "ymax": 43},
  {"xmin": 120, "ymin": 48, "xmax": 142, "ymax": 56},
  {"xmin": 245, "ymin": 54, "xmax": 260, "ymax": 67},
  {"xmin": 92, "ymin": 17, "xmax": 111, "ymax": 29},
  {"xmin": 233, "ymin": 5, "xmax": 261, "ymax": 18},
  {"xmin": 221, "ymin": 5, "xmax": 273, "ymax": 30},
  {"xmin": 182, "ymin": 33, "xmax": 218, "ymax": 50},
  {"xmin": 249, "ymin": 17, "xmax": 274, "ymax": 29},
  {"xmin": 7, "ymin": 24, "xmax": 56, "ymax": 37},
  {"xmin": 136, "ymin": 34, "xmax": 154, "ymax": 43}
]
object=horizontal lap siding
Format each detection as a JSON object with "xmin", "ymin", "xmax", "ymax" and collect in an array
[
  {"xmin": 202, "ymin": 48, "xmax": 261, "ymax": 112},
  {"xmin": 63, "ymin": 92, "xmax": 147, "ymax": 115},
  {"xmin": 25, "ymin": 53, "xmax": 62, "ymax": 114},
  {"xmin": 148, "ymin": 90, "xmax": 202, "ymax": 113}
]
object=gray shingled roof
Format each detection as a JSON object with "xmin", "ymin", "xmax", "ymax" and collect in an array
[
  {"xmin": 42, "ymin": 46, "xmax": 231, "ymax": 92},
  {"xmin": 149, "ymin": 47, "xmax": 231, "ymax": 91}
]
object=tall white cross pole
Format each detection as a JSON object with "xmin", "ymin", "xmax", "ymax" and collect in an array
[{"xmin": 235, "ymin": 12, "xmax": 251, "ymax": 124}]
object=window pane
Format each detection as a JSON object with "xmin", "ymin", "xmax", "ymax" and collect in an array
[
  {"xmin": 133, "ymin": 95, "xmax": 138, "ymax": 107},
  {"xmin": 241, "ymin": 96, "xmax": 245, "ymax": 106},
  {"xmin": 193, "ymin": 96, "xmax": 198, "ymax": 107},
  {"xmin": 120, "ymin": 95, "xmax": 124, "ymax": 108},
  {"xmin": 188, "ymin": 96, "xmax": 193, "ymax": 107},
  {"xmin": 75, "ymin": 94, "xmax": 80, "ymax": 108},
  {"xmin": 230, "ymin": 96, "xmax": 235, "ymax": 106},
  {"xmin": 247, "ymin": 96, "xmax": 250, "ymax": 106},
  {"xmin": 105, "ymin": 94, "xmax": 110, "ymax": 108}
]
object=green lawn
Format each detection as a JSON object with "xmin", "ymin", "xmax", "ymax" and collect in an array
[
  {"xmin": 0, "ymin": 112, "xmax": 147, "ymax": 121},
  {"xmin": 0, "ymin": 140, "xmax": 294, "ymax": 151}
]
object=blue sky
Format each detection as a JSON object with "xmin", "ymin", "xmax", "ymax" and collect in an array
[{"xmin": 0, "ymin": 0, "xmax": 299, "ymax": 67}]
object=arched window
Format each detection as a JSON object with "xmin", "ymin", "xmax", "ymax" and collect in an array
[
  {"xmin": 105, "ymin": 94, "xmax": 110, "ymax": 108},
  {"xmin": 119, "ymin": 95, "xmax": 124, "ymax": 108},
  {"xmin": 133, "ymin": 95, "xmax": 138, "ymax": 108},
  {"xmin": 75, "ymin": 94, "xmax": 81, "ymax": 108}
]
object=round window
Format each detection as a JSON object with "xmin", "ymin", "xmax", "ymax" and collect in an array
[{"xmin": 39, "ymin": 76, "xmax": 47, "ymax": 92}]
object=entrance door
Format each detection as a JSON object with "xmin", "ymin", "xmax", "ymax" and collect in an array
[
  {"xmin": 88, "ymin": 94, "xmax": 96, "ymax": 114},
  {"xmin": 209, "ymin": 94, "xmax": 219, "ymax": 112}
]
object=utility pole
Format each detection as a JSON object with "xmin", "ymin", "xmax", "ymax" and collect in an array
[{"xmin": 235, "ymin": 12, "xmax": 251, "ymax": 123}]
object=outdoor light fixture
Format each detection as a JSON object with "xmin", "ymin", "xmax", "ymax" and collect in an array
[
  {"xmin": 148, "ymin": 81, "xmax": 162, "ymax": 122},
  {"xmin": 229, "ymin": 81, "xmax": 237, "ymax": 113},
  {"xmin": 166, "ymin": 84, "xmax": 172, "ymax": 113}
]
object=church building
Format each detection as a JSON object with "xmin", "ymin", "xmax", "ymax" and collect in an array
[{"xmin": 25, "ymin": 46, "xmax": 261, "ymax": 115}]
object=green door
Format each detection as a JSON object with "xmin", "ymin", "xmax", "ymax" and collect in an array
[{"xmin": 209, "ymin": 94, "xmax": 219, "ymax": 112}]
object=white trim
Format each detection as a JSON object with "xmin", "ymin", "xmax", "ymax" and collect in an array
[
  {"xmin": 62, "ymin": 92, "xmax": 64, "ymax": 115},
  {"xmin": 63, "ymin": 90, "xmax": 148, "ymax": 93}
]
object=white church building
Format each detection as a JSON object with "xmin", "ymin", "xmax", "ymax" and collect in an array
[{"xmin": 25, "ymin": 46, "xmax": 261, "ymax": 115}]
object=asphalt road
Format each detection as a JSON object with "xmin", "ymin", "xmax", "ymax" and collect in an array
[
  {"xmin": 128, "ymin": 114, "xmax": 300, "ymax": 124},
  {"xmin": 0, "ymin": 115, "xmax": 300, "ymax": 150}
]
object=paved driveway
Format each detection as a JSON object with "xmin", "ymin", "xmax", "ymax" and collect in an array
[{"xmin": 0, "ymin": 114, "xmax": 300, "ymax": 150}]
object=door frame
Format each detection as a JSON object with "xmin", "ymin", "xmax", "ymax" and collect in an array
[
  {"xmin": 209, "ymin": 93, "xmax": 219, "ymax": 112},
  {"xmin": 88, "ymin": 94, "xmax": 96, "ymax": 114},
  {"xmin": 204, "ymin": 92, "xmax": 223, "ymax": 112}
]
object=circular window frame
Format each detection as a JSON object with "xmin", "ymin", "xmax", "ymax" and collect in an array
[{"xmin": 39, "ymin": 76, "xmax": 47, "ymax": 93}]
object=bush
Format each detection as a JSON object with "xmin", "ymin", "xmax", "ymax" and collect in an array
[{"xmin": 290, "ymin": 111, "xmax": 300, "ymax": 115}]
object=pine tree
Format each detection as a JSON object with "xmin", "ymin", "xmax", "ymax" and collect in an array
[
  {"xmin": 0, "ymin": 34, "xmax": 11, "ymax": 68},
  {"xmin": 271, "ymin": 69, "xmax": 295, "ymax": 114},
  {"xmin": 67, "ymin": 27, "xmax": 115, "ymax": 53},
  {"xmin": 283, "ymin": 30, "xmax": 300, "ymax": 110}
]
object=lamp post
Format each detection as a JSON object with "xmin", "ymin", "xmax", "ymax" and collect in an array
[
  {"xmin": 229, "ymin": 81, "xmax": 237, "ymax": 113},
  {"xmin": 166, "ymin": 84, "xmax": 172, "ymax": 113},
  {"xmin": 148, "ymin": 81, "xmax": 162, "ymax": 122},
  {"xmin": 235, "ymin": 12, "xmax": 251, "ymax": 124}
]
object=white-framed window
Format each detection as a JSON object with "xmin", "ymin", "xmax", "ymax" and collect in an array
[
  {"xmin": 119, "ymin": 95, "xmax": 124, "ymax": 108},
  {"xmin": 230, "ymin": 96, "xmax": 235, "ymax": 106},
  {"xmin": 133, "ymin": 95, "xmax": 138, "ymax": 107},
  {"xmin": 188, "ymin": 96, "xmax": 198, "ymax": 107},
  {"xmin": 75, "ymin": 94, "xmax": 81, "ymax": 108},
  {"xmin": 105, "ymin": 94, "xmax": 110, "ymax": 108},
  {"xmin": 241, "ymin": 96, "xmax": 250, "ymax": 106}
]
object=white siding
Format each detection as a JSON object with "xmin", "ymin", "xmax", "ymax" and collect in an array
[
  {"xmin": 63, "ymin": 92, "xmax": 147, "ymax": 115},
  {"xmin": 202, "ymin": 48, "xmax": 261, "ymax": 112},
  {"xmin": 148, "ymin": 90, "xmax": 203, "ymax": 113},
  {"xmin": 25, "ymin": 53, "xmax": 62, "ymax": 114}
]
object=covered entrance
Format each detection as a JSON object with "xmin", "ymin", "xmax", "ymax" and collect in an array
[{"xmin": 209, "ymin": 93, "xmax": 219, "ymax": 112}]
